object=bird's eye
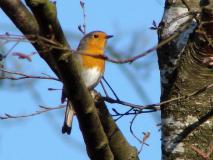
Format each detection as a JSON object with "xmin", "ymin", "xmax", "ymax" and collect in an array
[{"xmin": 93, "ymin": 34, "xmax": 99, "ymax": 38}]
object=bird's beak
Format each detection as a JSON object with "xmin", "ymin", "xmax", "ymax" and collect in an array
[{"xmin": 106, "ymin": 35, "xmax": 113, "ymax": 39}]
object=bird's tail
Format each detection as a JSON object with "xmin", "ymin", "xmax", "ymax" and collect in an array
[{"xmin": 62, "ymin": 101, "xmax": 75, "ymax": 135}]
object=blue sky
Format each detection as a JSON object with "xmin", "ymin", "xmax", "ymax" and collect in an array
[{"xmin": 0, "ymin": 0, "xmax": 164, "ymax": 159}]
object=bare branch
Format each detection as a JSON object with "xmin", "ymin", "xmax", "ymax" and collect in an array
[
  {"xmin": 113, "ymin": 108, "xmax": 134, "ymax": 121},
  {"xmin": 100, "ymin": 80, "xmax": 109, "ymax": 97},
  {"xmin": 1, "ymin": 82, "xmax": 212, "ymax": 122},
  {"xmin": 102, "ymin": 76, "xmax": 120, "ymax": 100},
  {"xmin": 0, "ymin": 18, "xmax": 194, "ymax": 64},
  {"xmin": 4, "ymin": 41, "xmax": 20, "ymax": 58},
  {"xmin": 79, "ymin": 0, "xmax": 86, "ymax": 35},
  {"xmin": 104, "ymin": 83, "xmax": 213, "ymax": 110},
  {"xmin": 0, "ymin": 105, "xmax": 65, "ymax": 120},
  {"xmin": 130, "ymin": 112, "xmax": 141, "ymax": 143},
  {"xmin": 129, "ymin": 112, "xmax": 150, "ymax": 153},
  {"xmin": 0, "ymin": 68, "xmax": 60, "ymax": 81},
  {"xmin": 1, "ymin": 64, "xmax": 212, "ymax": 120},
  {"xmin": 138, "ymin": 132, "xmax": 151, "ymax": 154}
]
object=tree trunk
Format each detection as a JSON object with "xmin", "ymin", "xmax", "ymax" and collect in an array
[{"xmin": 158, "ymin": 0, "xmax": 213, "ymax": 159}]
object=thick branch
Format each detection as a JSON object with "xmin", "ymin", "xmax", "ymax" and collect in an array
[
  {"xmin": 0, "ymin": 0, "xmax": 39, "ymax": 34},
  {"xmin": 94, "ymin": 92, "xmax": 139, "ymax": 160},
  {"xmin": 0, "ymin": 0, "xmax": 59, "ymax": 77},
  {"xmin": 0, "ymin": 0, "xmax": 114, "ymax": 159}
]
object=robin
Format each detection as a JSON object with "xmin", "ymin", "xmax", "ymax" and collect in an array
[{"xmin": 62, "ymin": 31, "xmax": 113, "ymax": 134}]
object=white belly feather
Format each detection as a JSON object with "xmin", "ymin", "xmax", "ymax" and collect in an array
[{"xmin": 81, "ymin": 67, "xmax": 102, "ymax": 89}]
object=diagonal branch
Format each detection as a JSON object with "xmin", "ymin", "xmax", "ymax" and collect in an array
[
  {"xmin": 94, "ymin": 92, "xmax": 138, "ymax": 160},
  {"xmin": 0, "ymin": 0, "xmax": 114, "ymax": 159}
]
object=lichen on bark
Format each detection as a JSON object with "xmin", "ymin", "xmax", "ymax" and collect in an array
[{"xmin": 158, "ymin": 0, "xmax": 213, "ymax": 159}]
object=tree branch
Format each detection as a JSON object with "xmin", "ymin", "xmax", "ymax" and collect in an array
[
  {"xmin": 0, "ymin": 68, "xmax": 60, "ymax": 81},
  {"xmin": 0, "ymin": 105, "xmax": 65, "ymax": 120},
  {"xmin": 0, "ymin": 0, "xmax": 114, "ymax": 159},
  {"xmin": 94, "ymin": 92, "xmax": 139, "ymax": 160},
  {"xmin": 25, "ymin": 0, "xmax": 114, "ymax": 159}
]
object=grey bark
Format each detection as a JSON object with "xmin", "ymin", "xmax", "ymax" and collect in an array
[{"xmin": 158, "ymin": 0, "xmax": 213, "ymax": 159}]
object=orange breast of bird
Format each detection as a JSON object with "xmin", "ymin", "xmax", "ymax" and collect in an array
[{"xmin": 81, "ymin": 47, "xmax": 105, "ymax": 72}]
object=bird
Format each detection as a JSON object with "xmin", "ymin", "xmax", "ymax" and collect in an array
[{"xmin": 62, "ymin": 31, "xmax": 113, "ymax": 135}]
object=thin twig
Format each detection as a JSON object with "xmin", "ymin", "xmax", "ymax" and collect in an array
[
  {"xmin": 4, "ymin": 41, "xmax": 20, "ymax": 58},
  {"xmin": 102, "ymin": 76, "xmax": 120, "ymax": 100},
  {"xmin": 1, "ymin": 82, "xmax": 212, "ymax": 120},
  {"xmin": 112, "ymin": 109, "xmax": 158, "ymax": 116},
  {"xmin": 138, "ymin": 132, "xmax": 150, "ymax": 154},
  {"xmin": 112, "ymin": 108, "xmax": 156, "ymax": 121},
  {"xmin": 130, "ymin": 111, "xmax": 141, "ymax": 142},
  {"xmin": 103, "ymin": 83, "xmax": 213, "ymax": 110},
  {"xmin": 1, "ymin": 69, "xmax": 212, "ymax": 115},
  {"xmin": 100, "ymin": 80, "xmax": 109, "ymax": 97},
  {"xmin": 75, "ymin": 18, "xmax": 193, "ymax": 64},
  {"xmin": 0, "ymin": 105, "xmax": 65, "ymax": 120},
  {"xmin": 0, "ymin": 68, "xmax": 60, "ymax": 81},
  {"xmin": 129, "ymin": 111, "xmax": 149, "ymax": 148},
  {"xmin": 80, "ymin": 1, "xmax": 86, "ymax": 35},
  {"xmin": 0, "ymin": 20, "xmax": 193, "ymax": 64},
  {"xmin": 113, "ymin": 108, "xmax": 134, "ymax": 121},
  {"xmin": 103, "ymin": 96, "xmax": 159, "ymax": 110}
]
